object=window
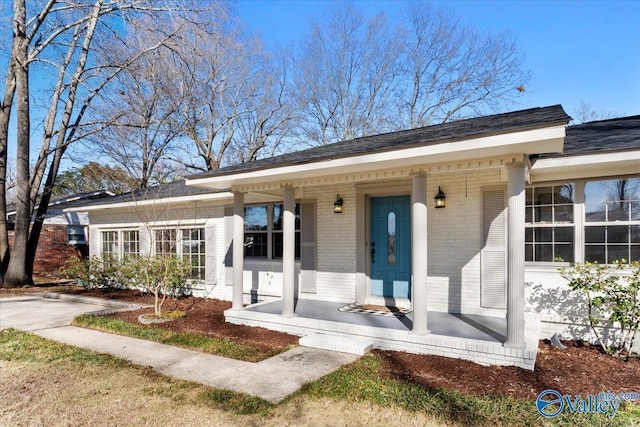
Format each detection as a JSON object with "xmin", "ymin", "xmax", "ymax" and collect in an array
[
  {"xmin": 100, "ymin": 228, "xmax": 205, "ymax": 280},
  {"xmin": 525, "ymin": 184, "xmax": 574, "ymax": 262},
  {"xmin": 244, "ymin": 205, "xmax": 268, "ymax": 258},
  {"xmin": 101, "ymin": 230, "xmax": 140, "ymax": 262},
  {"xmin": 155, "ymin": 229, "xmax": 177, "ymax": 256},
  {"xmin": 244, "ymin": 203, "xmax": 301, "ymax": 259},
  {"xmin": 154, "ymin": 228, "xmax": 205, "ymax": 281},
  {"xmin": 182, "ymin": 228, "xmax": 206, "ymax": 280},
  {"xmin": 585, "ymin": 178, "xmax": 640, "ymax": 263},
  {"xmin": 67, "ymin": 225, "xmax": 87, "ymax": 243},
  {"xmin": 101, "ymin": 231, "xmax": 119, "ymax": 260},
  {"xmin": 271, "ymin": 204, "xmax": 301, "ymax": 259},
  {"xmin": 121, "ymin": 230, "xmax": 139, "ymax": 258}
]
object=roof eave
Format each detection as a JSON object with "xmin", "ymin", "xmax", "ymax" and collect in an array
[
  {"xmin": 64, "ymin": 191, "xmax": 234, "ymax": 212},
  {"xmin": 530, "ymin": 149, "xmax": 640, "ymax": 182},
  {"xmin": 187, "ymin": 125, "xmax": 567, "ymax": 190}
]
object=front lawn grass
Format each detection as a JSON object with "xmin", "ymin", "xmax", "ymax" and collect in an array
[
  {"xmin": 0, "ymin": 328, "xmax": 273, "ymax": 421},
  {"xmin": 72, "ymin": 314, "xmax": 292, "ymax": 362},
  {"xmin": 296, "ymin": 354, "xmax": 640, "ymax": 427},
  {"xmin": 3, "ymin": 328, "xmax": 638, "ymax": 426}
]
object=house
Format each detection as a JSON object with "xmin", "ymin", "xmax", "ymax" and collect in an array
[
  {"xmin": 7, "ymin": 190, "xmax": 114, "ymax": 277},
  {"xmin": 67, "ymin": 106, "xmax": 640, "ymax": 369}
]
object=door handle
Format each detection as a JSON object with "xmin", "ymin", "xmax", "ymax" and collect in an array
[{"xmin": 371, "ymin": 242, "xmax": 375, "ymax": 264}]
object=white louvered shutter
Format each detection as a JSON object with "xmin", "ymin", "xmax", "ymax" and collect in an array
[{"xmin": 481, "ymin": 189, "xmax": 507, "ymax": 309}]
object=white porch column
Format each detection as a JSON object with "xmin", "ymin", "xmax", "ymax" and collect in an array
[
  {"xmin": 505, "ymin": 163, "xmax": 526, "ymax": 348},
  {"xmin": 232, "ymin": 191, "xmax": 245, "ymax": 310},
  {"xmin": 282, "ymin": 186, "xmax": 296, "ymax": 318},
  {"xmin": 411, "ymin": 174, "xmax": 430, "ymax": 334}
]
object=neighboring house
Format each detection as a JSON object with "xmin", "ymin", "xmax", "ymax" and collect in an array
[
  {"xmin": 8, "ymin": 190, "xmax": 114, "ymax": 276},
  {"xmin": 67, "ymin": 106, "xmax": 640, "ymax": 369}
]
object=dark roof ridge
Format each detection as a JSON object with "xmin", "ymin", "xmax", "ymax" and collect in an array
[
  {"xmin": 329, "ymin": 104, "xmax": 568, "ymax": 144},
  {"xmin": 65, "ymin": 179, "xmax": 228, "ymax": 209},
  {"xmin": 189, "ymin": 105, "xmax": 570, "ymax": 180},
  {"xmin": 571, "ymin": 115, "xmax": 640, "ymax": 127},
  {"xmin": 534, "ymin": 113, "xmax": 640, "ymax": 158}
]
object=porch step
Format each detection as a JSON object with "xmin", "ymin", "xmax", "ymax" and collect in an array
[{"xmin": 299, "ymin": 333, "xmax": 375, "ymax": 355}]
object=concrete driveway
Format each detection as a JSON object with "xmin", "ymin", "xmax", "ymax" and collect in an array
[{"xmin": 0, "ymin": 294, "xmax": 142, "ymax": 331}]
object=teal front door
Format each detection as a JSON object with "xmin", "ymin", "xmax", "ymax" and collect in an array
[{"xmin": 370, "ymin": 196, "xmax": 411, "ymax": 299}]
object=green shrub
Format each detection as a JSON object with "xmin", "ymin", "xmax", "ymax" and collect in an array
[
  {"xmin": 559, "ymin": 260, "xmax": 640, "ymax": 359},
  {"xmin": 62, "ymin": 254, "xmax": 192, "ymax": 317},
  {"xmin": 61, "ymin": 256, "xmax": 125, "ymax": 288}
]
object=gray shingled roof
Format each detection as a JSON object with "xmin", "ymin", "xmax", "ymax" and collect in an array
[
  {"xmin": 68, "ymin": 179, "xmax": 221, "ymax": 209},
  {"xmin": 551, "ymin": 115, "xmax": 640, "ymax": 157},
  {"xmin": 7, "ymin": 190, "xmax": 114, "ymax": 215},
  {"xmin": 189, "ymin": 105, "xmax": 571, "ymax": 180},
  {"xmin": 67, "ymin": 107, "xmax": 640, "ymax": 209}
]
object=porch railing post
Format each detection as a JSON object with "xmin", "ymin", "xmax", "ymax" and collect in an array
[
  {"xmin": 505, "ymin": 163, "xmax": 526, "ymax": 348},
  {"xmin": 411, "ymin": 173, "xmax": 430, "ymax": 334},
  {"xmin": 232, "ymin": 191, "xmax": 245, "ymax": 310},
  {"xmin": 282, "ymin": 186, "xmax": 296, "ymax": 318}
]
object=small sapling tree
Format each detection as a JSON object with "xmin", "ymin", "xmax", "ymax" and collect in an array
[{"xmin": 124, "ymin": 254, "xmax": 191, "ymax": 318}]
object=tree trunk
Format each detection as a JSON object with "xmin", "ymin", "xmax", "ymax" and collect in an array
[
  {"xmin": 0, "ymin": 64, "xmax": 16, "ymax": 277},
  {"xmin": 5, "ymin": 0, "xmax": 31, "ymax": 287},
  {"xmin": 26, "ymin": 146, "xmax": 65, "ymax": 277}
]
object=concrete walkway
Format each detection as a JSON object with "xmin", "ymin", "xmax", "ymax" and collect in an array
[{"xmin": 0, "ymin": 294, "xmax": 359, "ymax": 403}]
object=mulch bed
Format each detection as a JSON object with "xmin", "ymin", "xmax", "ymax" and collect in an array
[
  {"xmin": 376, "ymin": 341, "xmax": 640, "ymax": 400},
  {"xmin": 4, "ymin": 285, "xmax": 640, "ymax": 401},
  {"xmin": 62, "ymin": 286, "xmax": 299, "ymax": 354}
]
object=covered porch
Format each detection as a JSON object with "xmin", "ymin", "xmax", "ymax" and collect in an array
[
  {"xmin": 221, "ymin": 162, "xmax": 531, "ymax": 346},
  {"xmin": 186, "ymin": 106, "xmax": 571, "ymax": 370},
  {"xmin": 225, "ymin": 298, "xmax": 541, "ymax": 370}
]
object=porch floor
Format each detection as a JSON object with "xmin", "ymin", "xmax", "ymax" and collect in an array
[
  {"xmin": 228, "ymin": 298, "xmax": 539, "ymax": 369},
  {"xmin": 246, "ymin": 299, "xmax": 506, "ymax": 343}
]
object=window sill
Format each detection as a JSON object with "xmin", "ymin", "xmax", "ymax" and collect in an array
[
  {"xmin": 244, "ymin": 258, "xmax": 301, "ymax": 264},
  {"xmin": 525, "ymin": 262, "xmax": 572, "ymax": 271}
]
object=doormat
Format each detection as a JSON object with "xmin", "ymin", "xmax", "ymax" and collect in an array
[{"xmin": 338, "ymin": 303, "xmax": 411, "ymax": 317}]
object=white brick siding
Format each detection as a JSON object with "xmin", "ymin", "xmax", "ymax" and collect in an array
[
  {"xmin": 524, "ymin": 266, "xmax": 640, "ymax": 350},
  {"xmin": 304, "ymin": 184, "xmax": 357, "ymax": 302},
  {"xmin": 88, "ymin": 203, "xmax": 234, "ymax": 302},
  {"xmin": 426, "ymin": 169, "xmax": 503, "ymax": 314},
  {"xmin": 87, "ymin": 169, "xmax": 510, "ymax": 318}
]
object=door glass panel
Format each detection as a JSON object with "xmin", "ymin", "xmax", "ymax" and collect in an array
[{"xmin": 387, "ymin": 211, "xmax": 396, "ymax": 266}]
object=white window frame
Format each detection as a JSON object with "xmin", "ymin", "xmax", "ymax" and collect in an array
[
  {"xmin": 67, "ymin": 225, "xmax": 87, "ymax": 244},
  {"xmin": 100, "ymin": 229, "xmax": 140, "ymax": 259},
  {"xmin": 525, "ymin": 182, "xmax": 575, "ymax": 264},
  {"xmin": 152, "ymin": 227, "xmax": 206, "ymax": 281},
  {"xmin": 583, "ymin": 176, "xmax": 640, "ymax": 264},
  {"xmin": 243, "ymin": 202, "xmax": 300, "ymax": 260},
  {"xmin": 526, "ymin": 174, "xmax": 640, "ymax": 266}
]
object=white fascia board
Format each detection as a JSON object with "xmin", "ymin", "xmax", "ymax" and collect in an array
[
  {"xmin": 530, "ymin": 150, "xmax": 640, "ymax": 182},
  {"xmin": 64, "ymin": 191, "xmax": 234, "ymax": 213},
  {"xmin": 187, "ymin": 126, "xmax": 566, "ymax": 190}
]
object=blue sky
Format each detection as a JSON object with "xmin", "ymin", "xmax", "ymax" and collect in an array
[{"xmin": 236, "ymin": 0, "xmax": 640, "ymax": 120}]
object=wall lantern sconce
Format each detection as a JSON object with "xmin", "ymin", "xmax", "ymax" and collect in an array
[
  {"xmin": 434, "ymin": 186, "xmax": 446, "ymax": 208},
  {"xmin": 334, "ymin": 194, "xmax": 344, "ymax": 213}
]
